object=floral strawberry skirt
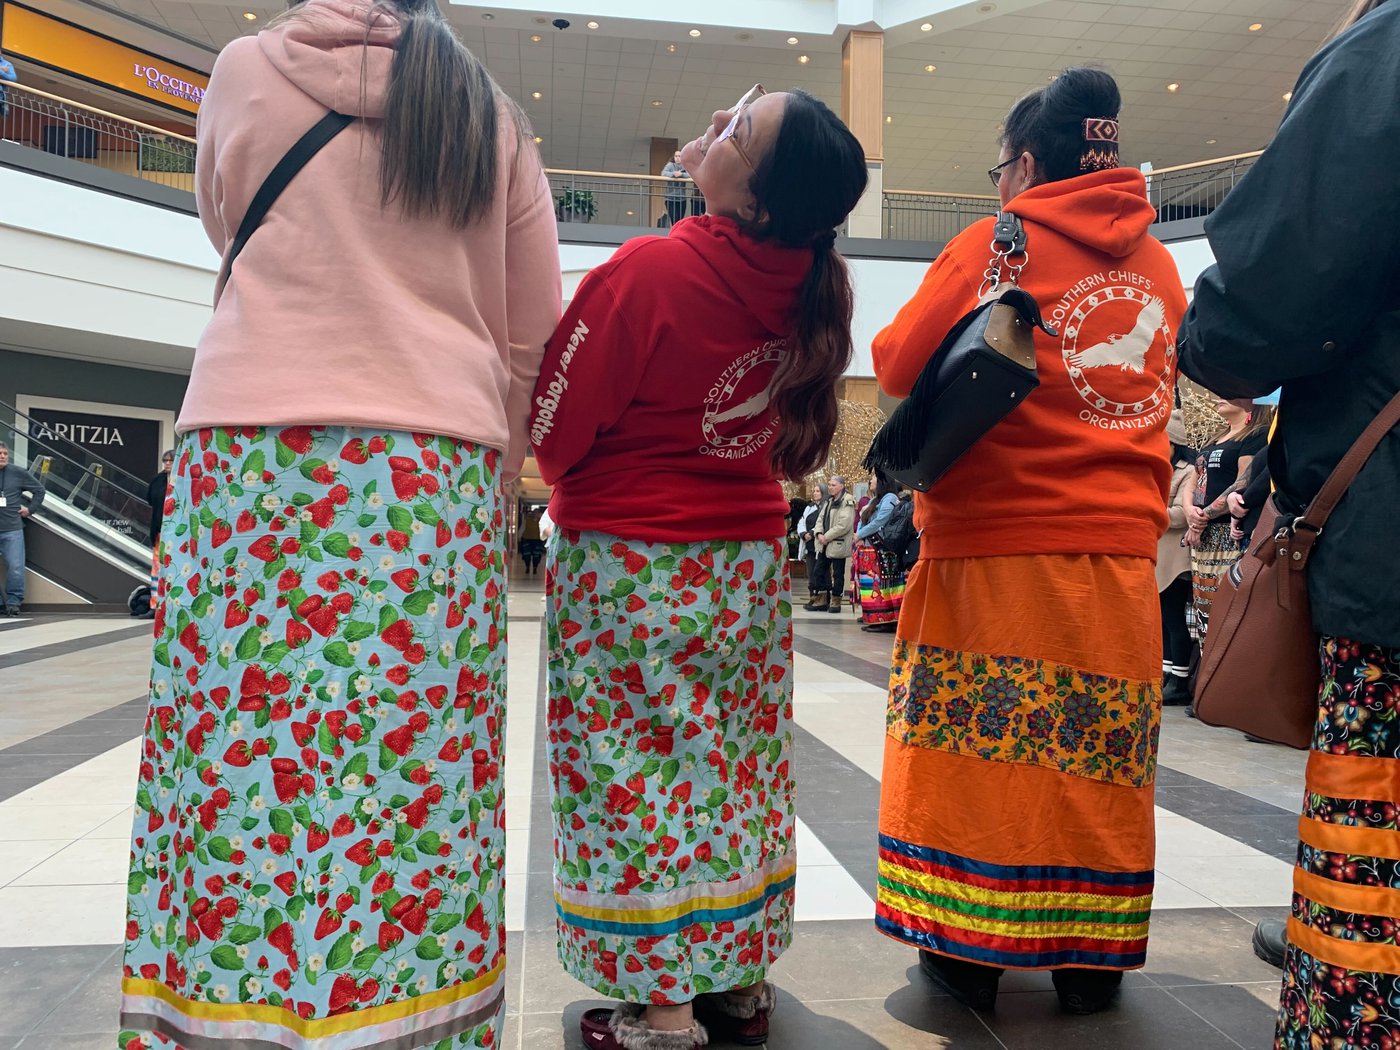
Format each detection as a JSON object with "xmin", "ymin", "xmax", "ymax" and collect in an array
[
  {"xmin": 545, "ymin": 531, "xmax": 796, "ymax": 1005},
  {"xmin": 1276, "ymin": 637, "xmax": 1400, "ymax": 1049},
  {"xmin": 119, "ymin": 426, "xmax": 508, "ymax": 1050}
]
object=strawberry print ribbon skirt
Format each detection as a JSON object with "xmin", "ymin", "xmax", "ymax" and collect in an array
[
  {"xmin": 119, "ymin": 426, "xmax": 508, "ymax": 1050},
  {"xmin": 546, "ymin": 532, "xmax": 796, "ymax": 1005}
]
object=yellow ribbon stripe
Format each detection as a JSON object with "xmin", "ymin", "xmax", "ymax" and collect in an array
[
  {"xmin": 556, "ymin": 863, "xmax": 796, "ymax": 926},
  {"xmin": 877, "ymin": 859, "xmax": 1152, "ymax": 917},
  {"xmin": 877, "ymin": 884, "xmax": 1150, "ymax": 943},
  {"xmin": 121, "ymin": 957, "xmax": 505, "ymax": 1038}
]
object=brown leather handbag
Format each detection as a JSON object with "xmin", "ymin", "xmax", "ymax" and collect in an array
[{"xmin": 1194, "ymin": 390, "xmax": 1400, "ymax": 748}]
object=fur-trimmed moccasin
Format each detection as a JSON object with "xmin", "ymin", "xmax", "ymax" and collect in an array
[
  {"xmin": 694, "ymin": 982, "xmax": 777, "ymax": 1047},
  {"xmin": 579, "ymin": 1004, "xmax": 709, "ymax": 1050}
]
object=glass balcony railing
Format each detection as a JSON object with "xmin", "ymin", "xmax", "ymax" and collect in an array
[{"xmin": 0, "ymin": 82, "xmax": 1265, "ymax": 240}]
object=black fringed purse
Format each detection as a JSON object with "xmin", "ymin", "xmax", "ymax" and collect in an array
[{"xmin": 864, "ymin": 213, "xmax": 1057, "ymax": 492}]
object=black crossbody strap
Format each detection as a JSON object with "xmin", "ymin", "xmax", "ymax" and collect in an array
[{"xmin": 218, "ymin": 110, "xmax": 354, "ymax": 287}]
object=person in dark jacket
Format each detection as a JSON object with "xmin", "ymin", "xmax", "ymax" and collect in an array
[
  {"xmin": 0, "ymin": 440, "xmax": 46, "ymax": 616},
  {"xmin": 1176, "ymin": 2, "xmax": 1400, "ymax": 1044},
  {"xmin": 145, "ymin": 449, "xmax": 174, "ymax": 547}
]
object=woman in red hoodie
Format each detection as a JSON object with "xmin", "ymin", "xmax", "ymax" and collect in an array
[
  {"xmin": 873, "ymin": 69, "xmax": 1185, "ymax": 1016},
  {"xmin": 531, "ymin": 88, "xmax": 866, "ymax": 1050}
]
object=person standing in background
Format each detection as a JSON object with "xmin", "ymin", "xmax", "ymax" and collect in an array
[
  {"xmin": 1177, "ymin": 1, "xmax": 1400, "ymax": 1041},
  {"xmin": 144, "ymin": 449, "xmax": 174, "ymax": 549},
  {"xmin": 808, "ymin": 473, "xmax": 855, "ymax": 613},
  {"xmin": 798, "ymin": 481, "xmax": 828, "ymax": 604},
  {"xmin": 116, "ymin": 0, "xmax": 561, "ymax": 1046},
  {"xmin": 0, "ymin": 440, "xmax": 45, "ymax": 617},
  {"xmin": 0, "ymin": 51, "xmax": 17, "ymax": 120},
  {"xmin": 1158, "ymin": 412, "xmax": 1195, "ymax": 705},
  {"xmin": 661, "ymin": 149, "xmax": 688, "ymax": 226}
]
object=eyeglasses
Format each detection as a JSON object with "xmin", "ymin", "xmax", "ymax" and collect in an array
[
  {"xmin": 714, "ymin": 84, "xmax": 766, "ymax": 171},
  {"xmin": 987, "ymin": 156, "xmax": 1019, "ymax": 188}
]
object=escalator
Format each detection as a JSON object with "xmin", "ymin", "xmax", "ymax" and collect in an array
[{"xmin": 1, "ymin": 403, "xmax": 155, "ymax": 610}]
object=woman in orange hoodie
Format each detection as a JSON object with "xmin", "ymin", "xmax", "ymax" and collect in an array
[{"xmin": 872, "ymin": 68, "xmax": 1185, "ymax": 1015}]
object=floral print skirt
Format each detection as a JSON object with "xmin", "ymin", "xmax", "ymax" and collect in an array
[
  {"xmin": 1276, "ymin": 637, "xmax": 1400, "ymax": 1049},
  {"xmin": 119, "ymin": 426, "xmax": 508, "ymax": 1050},
  {"xmin": 546, "ymin": 531, "xmax": 795, "ymax": 1005},
  {"xmin": 877, "ymin": 555, "xmax": 1162, "ymax": 971}
]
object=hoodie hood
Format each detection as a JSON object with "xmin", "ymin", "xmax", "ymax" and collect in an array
[
  {"xmin": 668, "ymin": 214, "xmax": 814, "ymax": 334},
  {"xmin": 1007, "ymin": 168, "xmax": 1156, "ymax": 259},
  {"xmin": 259, "ymin": 0, "xmax": 399, "ymax": 118}
]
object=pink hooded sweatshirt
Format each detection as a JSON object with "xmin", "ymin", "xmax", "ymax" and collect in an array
[{"xmin": 179, "ymin": 0, "xmax": 561, "ymax": 478}]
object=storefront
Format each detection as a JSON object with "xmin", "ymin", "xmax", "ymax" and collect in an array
[{"xmin": 0, "ymin": 2, "xmax": 207, "ymax": 133}]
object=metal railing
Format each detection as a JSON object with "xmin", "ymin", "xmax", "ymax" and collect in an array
[
  {"xmin": 881, "ymin": 191, "xmax": 1001, "ymax": 243},
  {"xmin": 1, "ymin": 82, "xmax": 1272, "ymax": 238},
  {"xmin": 1145, "ymin": 152, "xmax": 1262, "ymax": 222},
  {"xmin": 1, "ymin": 83, "xmax": 196, "ymax": 191}
]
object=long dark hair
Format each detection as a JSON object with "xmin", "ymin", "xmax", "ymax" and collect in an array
[
  {"xmin": 1002, "ymin": 67, "xmax": 1122, "ymax": 184},
  {"xmin": 278, "ymin": 0, "xmax": 528, "ymax": 228},
  {"xmin": 747, "ymin": 90, "xmax": 867, "ymax": 481}
]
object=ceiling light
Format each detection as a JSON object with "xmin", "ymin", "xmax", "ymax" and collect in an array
[
  {"xmin": 651, "ymin": 99, "xmax": 664, "ymax": 106},
  {"xmin": 533, "ymin": 136, "xmax": 543, "ymax": 144},
  {"xmin": 1283, "ymin": 91, "xmax": 1292, "ymax": 101},
  {"xmin": 798, "ymin": 55, "xmax": 810, "ymax": 64},
  {"xmin": 978, "ymin": 2, "xmax": 996, "ymax": 10},
  {"xmin": 787, "ymin": 36, "xmax": 799, "ymax": 45},
  {"xmin": 241, "ymin": 11, "xmax": 256, "ymax": 20},
  {"xmin": 1167, "ymin": 82, "xmax": 1180, "ymax": 92},
  {"xmin": 885, "ymin": 115, "xmax": 893, "ymax": 123},
  {"xmin": 924, "ymin": 64, "xmax": 936, "ymax": 72},
  {"xmin": 736, "ymin": 32, "xmax": 752, "ymax": 40},
  {"xmin": 689, "ymin": 28, "xmax": 701, "ymax": 37},
  {"xmin": 626, "ymin": 210, "xmax": 634, "ymax": 216},
  {"xmin": 1248, "ymin": 22, "xmax": 1263, "ymax": 31},
  {"xmin": 1206, "ymin": 138, "xmax": 1217, "ymax": 144},
  {"xmin": 952, "ymin": 164, "xmax": 961, "ymax": 170},
  {"xmin": 920, "ymin": 22, "xmax": 933, "ymax": 31},
  {"xmin": 530, "ymin": 33, "xmax": 542, "ymax": 42},
  {"xmin": 531, "ymin": 91, "xmax": 542, "ymax": 99},
  {"xmin": 480, "ymin": 12, "xmax": 494, "ymax": 19},
  {"xmin": 586, "ymin": 20, "xmax": 599, "ymax": 29},
  {"xmin": 666, "ymin": 43, "xmax": 677, "ymax": 52}
]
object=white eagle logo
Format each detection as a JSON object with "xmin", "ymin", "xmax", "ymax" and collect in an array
[{"xmin": 1068, "ymin": 297, "xmax": 1166, "ymax": 373}]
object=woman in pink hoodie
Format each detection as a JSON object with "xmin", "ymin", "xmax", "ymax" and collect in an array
[{"xmin": 117, "ymin": 2, "xmax": 560, "ymax": 1048}]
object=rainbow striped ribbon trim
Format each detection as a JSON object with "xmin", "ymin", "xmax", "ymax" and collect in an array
[
  {"xmin": 875, "ymin": 834, "xmax": 1153, "ymax": 970},
  {"xmin": 556, "ymin": 853, "xmax": 797, "ymax": 937}
]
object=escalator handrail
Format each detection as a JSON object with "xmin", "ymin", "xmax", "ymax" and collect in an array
[{"xmin": 0, "ymin": 398, "xmax": 157, "ymax": 506}]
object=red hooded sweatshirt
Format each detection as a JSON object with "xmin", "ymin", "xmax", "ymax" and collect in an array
[
  {"xmin": 530, "ymin": 215, "xmax": 815, "ymax": 542},
  {"xmin": 873, "ymin": 168, "xmax": 1186, "ymax": 561}
]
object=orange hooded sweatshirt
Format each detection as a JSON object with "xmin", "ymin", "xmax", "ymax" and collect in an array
[{"xmin": 873, "ymin": 168, "xmax": 1185, "ymax": 562}]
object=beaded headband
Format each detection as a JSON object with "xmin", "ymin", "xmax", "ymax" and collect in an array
[{"xmin": 1081, "ymin": 117, "xmax": 1120, "ymax": 172}]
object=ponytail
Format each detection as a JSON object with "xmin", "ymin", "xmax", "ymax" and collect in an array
[
  {"xmin": 746, "ymin": 90, "xmax": 867, "ymax": 481},
  {"xmin": 378, "ymin": 0, "xmax": 508, "ymax": 228},
  {"xmin": 766, "ymin": 244, "xmax": 854, "ymax": 479}
]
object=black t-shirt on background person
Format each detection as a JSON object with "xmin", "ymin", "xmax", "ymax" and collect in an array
[
  {"xmin": 1238, "ymin": 445, "xmax": 1272, "ymax": 538},
  {"xmin": 1196, "ymin": 429, "xmax": 1268, "ymax": 509}
]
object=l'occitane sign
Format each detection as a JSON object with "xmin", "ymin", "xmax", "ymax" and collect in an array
[{"xmin": 1, "ymin": 3, "xmax": 209, "ymax": 114}]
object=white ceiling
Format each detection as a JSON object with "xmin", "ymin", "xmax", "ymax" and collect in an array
[{"xmin": 82, "ymin": 0, "xmax": 1349, "ymax": 194}]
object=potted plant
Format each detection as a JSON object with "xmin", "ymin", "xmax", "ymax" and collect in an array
[{"xmin": 556, "ymin": 188, "xmax": 597, "ymax": 223}]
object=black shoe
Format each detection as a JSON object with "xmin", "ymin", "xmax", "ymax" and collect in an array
[
  {"xmin": 1052, "ymin": 968, "xmax": 1123, "ymax": 1015},
  {"xmin": 1162, "ymin": 676, "xmax": 1191, "ymax": 706},
  {"xmin": 919, "ymin": 951, "xmax": 1001, "ymax": 1011},
  {"xmin": 4, "ymin": 606, "xmax": 17, "ymax": 617},
  {"xmin": 1251, "ymin": 919, "xmax": 1287, "ymax": 969}
]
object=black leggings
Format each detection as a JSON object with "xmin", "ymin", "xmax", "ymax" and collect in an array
[
  {"xmin": 1160, "ymin": 575, "xmax": 1193, "ymax": 673},
  {"xmin": 814, "ymin": 554, "xmax": 847, "ymax": 597}
]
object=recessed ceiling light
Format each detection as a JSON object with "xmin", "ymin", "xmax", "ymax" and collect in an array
[
  {"xmin": 1167, "ymin": 82, "xmax": 1180, "ymax": 92},
  {"xmin": 689, "ymin": 28, "xmax": 701, "ymax": 37},
  {"xmin": 533, "ymin": 136, "xmax": 543, "ymax": 144},
  {"xmin": 1206, "ymin": 138, "xmax": 1217, "ymax": 144},
  {"xmin": 626, "ymin": 210, "xmax": 634, "ymax": 217},
  {"xmin": 952, "ymin": 164, "xmax": 961, "ymax": 170},
  {"xmin": 531, "ymin": 91, "xmax": 542, "ymax": 99},
  {"xmin": 978, "ymin": 2, "xmax": 996, "ymax": 10},
  {"xmin": 480, "ymin": 12, "xmax": 494, "ymax": 19},
  {"xmin": 920, "ymin": 22, "xmax": 933, "ymax": 31},
  {"xmin": 1248, "ymin": 22, "xmax": 1263, "ymax": 31},
  {"xmin": 798, "ymin": 55, "xmax": 810, "ymax": 64},
  {"xmin": 651, "ymin": 99, "xmax": 664, "ymax": 107},
  {"xmin": 586, "ymin": 20, "xmax": 599, "ymax": 29},
  {"xmin": 1283, "ymin": 91, "xmax": 1292, "ymax": 101},
  {"xmin": 241, "ymin": 11, "xmax": 257, "ymax": 20},
  {"xmin": 787, "ymin": 36, "xmax": 799, "ymax": 45},
  {"xmin": 736, "ymin": 32, "xmax": 752, "ymax": 40},
  {"xmin": 666, "ymin": 43, "xmax": 677, "ymax": 52},
  {"xmin": 924, "ymin": 64, "xmax": 936, "ymax": 72},
  {"xmin": 530, "ymin": 33, "xmax": 542, "ymax": 42},
  {"xmin": 885, "ymin": 115, "xmax": 893, "ymax": 123}
]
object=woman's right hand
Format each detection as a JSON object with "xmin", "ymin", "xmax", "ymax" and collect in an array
[{"xmin": 1226, "ymin": 492, "xmax": 1248, "ymax": 519}]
